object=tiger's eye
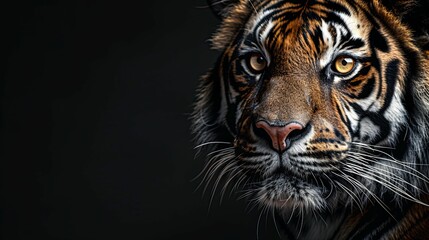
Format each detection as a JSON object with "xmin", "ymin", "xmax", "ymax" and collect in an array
[
  {"xmin": 247, "ymin": 53, "xmax": 267, "ymax": 74},
  {"xmin": 334, "ymin": 56, "xmax": 355, "ymax": 74}
]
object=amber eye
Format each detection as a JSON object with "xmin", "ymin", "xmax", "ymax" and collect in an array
[
  {"xmin": 246, "ymin": 53, "xmax": 267, "ymax": 74},
  {"xmin": 333, "ymin": 56, "xmax": 355, "ymax": 74}
]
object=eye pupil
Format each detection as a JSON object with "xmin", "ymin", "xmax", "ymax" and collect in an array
[{"xmin": 341, "ymin": 59, "xmax": 348, "ymax": 66}]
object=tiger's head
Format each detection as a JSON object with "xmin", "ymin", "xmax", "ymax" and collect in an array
[{"xmin": 193, "ymin": 0, "xmax": 429, "ymax": 214}]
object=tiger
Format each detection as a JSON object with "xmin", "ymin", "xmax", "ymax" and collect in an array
[{"xmin": 192, "ymin": 0, "xmax": 429, "ymax": 239}]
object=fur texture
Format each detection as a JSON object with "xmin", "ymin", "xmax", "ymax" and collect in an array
[{"xmin": 193, "ymin": 0, "xmax": 429, "ymax": 239}]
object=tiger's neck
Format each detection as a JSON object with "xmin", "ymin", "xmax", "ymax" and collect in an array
[
  {"xmin": 278, "ymin": 208, "xmax": 349, "ymax": 240},
  {"xmin": 279, "ymin": 198, "xmax": 429, "ymax": 240}
]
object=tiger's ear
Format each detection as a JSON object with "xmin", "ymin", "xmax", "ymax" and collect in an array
[{"xmin": 207, "ymin": 0, "xmax": 240, "ymax": 19}]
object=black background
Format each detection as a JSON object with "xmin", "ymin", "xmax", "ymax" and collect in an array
[{"xmin": 2, "ymin": 1, "xmax": 279, "ymax": 239}]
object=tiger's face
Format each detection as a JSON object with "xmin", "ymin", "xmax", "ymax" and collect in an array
[{"xmin": 194, "ymin": 0, "xmax": 422, "ymax": 214}]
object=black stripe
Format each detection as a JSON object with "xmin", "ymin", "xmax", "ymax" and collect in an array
[
  {"xmin": 324, "ymin": 11, "xmax": 350, "ymax": 28},
  {"xmin": 364, "ymin": 49, "xmax": 382, "ymax": 101},
  {"xmin": 259, "ymin": 1, "xmax": 299, "ymax": 24},
  {"xmin": 222, "ymin": 51, "xmax": 238, "ymax": 135},
  {"xmin": 200, "ymin": 65, "xmax": 223, "ymax": 127},
  {"xmin": 310, "ymin": 27, "xmax": 323, "ymax": 53},
  {"xmin": 334, "ymin": 128, "xmax": 347, "ymax": 141},
  {"xmin": 243, "ymin": 36, "xmax": 259, "ymax": 49},
  {"xmin": 380, "ymin": 59, "xmax": 399, "ymax": 113},
  {"xmin": 323, "ymin": 1, "xmax": 351, "ymax": 16},
  {"xmin": 370, "ymin": 28, "xmax": 389, "ymax": 52},
  {"xmin": 366, "ymin": 112, "xmax": 391, "ymax": 145},
  {"xmin": 361, "ymin": 4, "xmax": 381, "ymax": 30},
  {"xmin": 350, "ymin": 96, "xmax": 392, "ymax": 145},
  {"xmin": 348, "ymin": 102, "xmax": 365, "ymax": 137},
  {"xmin": 309, "ymin": 138, "xmax": 346, "ymax": 144},
  {"xmin": 289, "ymin": 158, "xmax": 342, "ymax": 168},
  {"xmin": 356, "ymin": 64, "xmax": 372, "ymax": 77},
  {"xmin": 291, "ymin": 150, "xmax": 347, "ymax": 158},
  {"xmin": 349, "ymin": 102, "xmax": 364, "ymax": 115},
  {"xmin": 330, "ymin": 24, "xmax": 338, "ymax": 46},
  {"xmin": 343, "ymin": 0, "xmax": 359, "ymax": 12},
  {"xmin": 341, "ymin": 38, "xmax": 365, "ymax": 50},
  {"xmin": 356, "ymin": 76, "xmax": 375, "ymax": 99},
  {"xmin": 335, "ymin": 100, "xmax": 351, "ymax": 131}
]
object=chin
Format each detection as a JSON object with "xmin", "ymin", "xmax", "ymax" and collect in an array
[{"xmin": 249, "ymin": 168, "xmax": 333, "ymax": 212}]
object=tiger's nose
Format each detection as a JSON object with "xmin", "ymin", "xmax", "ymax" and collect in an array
[{"xmin": 255, "ymin": 120, "xmax": 305, "ymax": 152}]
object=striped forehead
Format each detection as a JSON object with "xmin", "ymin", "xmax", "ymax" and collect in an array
[
  {"xmin": 247, "ymin": 0, "xmax": 353, "ymax": 30},
  {"xmin": 243, "ymin": 0, "xmax": 367, "ymax": 64}
]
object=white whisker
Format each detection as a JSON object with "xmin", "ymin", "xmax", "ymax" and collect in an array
[
  {"xmin": 344, "ymin": 165, "xmax": 429, "ymax": 207},
  {"xmin": 207, "ymin": 146, "xmax": 234, "ymax": 156},
  {"xmin": 349, "ymin": 142, "xmax": 429, "ymax": 166},
  {"xmin": 349, "ymin": 151, "xmax": 429, "ymax": 183},
  {"xmin": 346, "ymin": 156, "xmax": 423, "ymax": 192},
  {"xmin": 194, "ymin": 141, "xmax": 232, "ymax": 149},
  {"xmin": 331, "ymin": 169, "xmax": 395, "ymax": 220}
]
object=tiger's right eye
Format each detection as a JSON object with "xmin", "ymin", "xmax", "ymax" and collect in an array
[{"xmin": 246, "ymin": 53, "xmax": 267, "ymax": 74}]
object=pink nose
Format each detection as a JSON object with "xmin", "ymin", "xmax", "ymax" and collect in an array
[{"xmin": 255, "ymin": 121, "xmax": 304, "ymax": 152}]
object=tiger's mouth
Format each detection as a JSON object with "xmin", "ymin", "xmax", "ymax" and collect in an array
[{"xmin": 239, "ymin": 145, "xmax": 346, "ymax": 210}]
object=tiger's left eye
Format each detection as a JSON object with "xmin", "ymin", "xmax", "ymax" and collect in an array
[
  {"xmin": 246, "ymin": 53, "xmax": 267, "ymax": 74},
  {"xmin": 333, "ymin": 56, "xmax": 356, "ymax": 74}
]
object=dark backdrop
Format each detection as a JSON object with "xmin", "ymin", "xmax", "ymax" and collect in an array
[{"xmin": 2, "ymin": 1, "xmax": 279, "ymax": 239}]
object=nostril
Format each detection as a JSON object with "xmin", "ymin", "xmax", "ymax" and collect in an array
[
  {"xmin": 255, "ymin": 120, "xmax": 306, "ymax": 152},
  {"xmin": 287, "ymin": 127, "xmax": 306, "ymax": 141},
  {"xmin": 284, "ymin": 126, "xmax": 308, "ymax": 148},
  {"xmin": 253, "ymin": 123, "xmax": 272, "ymax": 144}
]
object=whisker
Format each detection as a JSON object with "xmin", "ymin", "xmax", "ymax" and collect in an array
[
  {"xmin": 348, "ymin": 141, "xmax": 395, "ymax": 150},
  {"xmin": 287, "ymin": 203, "xmax": 297, "ymax": 224},
  {"xmin": 256, "ymin": 203, "xmax": 272, "ymax": 240},
  {"xmin": 297, "ymin": 206, "xmax": 304, "ymax": 239},
  {"xmin": 349, "ymin": 142, "xmax": 429, "ymax": 166},
  {"xmin": 331, "ymin": 169, "xmax": 395, "ymax": 220},
  {"xmin": 195, "ymin": 151, "xmax": 233, "ymax": 193},
  {"xmin": 346, "ymin": 156, "xmax": 423, "ymax": 192},
  {"xmin": 192, "ymin": 147, "xmax": 234, "ymax": 182},
  {"xmin": 220, "ymin": 164, "xmax": 244, "ymax": 203},
  {"xmin": 208, "ymin": 155, "xmax": 239, "ymax": 209},
  {"xmin": 194, "ymin": 0, "xmax": 232, "ymax": 9},
  {"xmin": 256, "ymin": 205, "xmax": 264, "ymax": 240},
  {"xmin": 201, "ymin": 153, "xmax": 235, "ymax": 196},
  {"xmin": 194, "ymin": 141, "xmax": 232, "ymax": 149},
  {"xmin": 335, "ymin": 180, "xmax": 364, "ymax": 212},
  {"xmin": 207, "ymin": 146, "xmax": 234, "ymax": 156},
  {"xmin": 272, "ymin": 207, "xmax": 283, "ymax": 239},
  {"xmin": 328, "ymin": 167, "xmax": 366, "ymax": 211},
  {"xmin": 322, "ymin": 173, "xmax": 335, "ymax": 200},
  {"xmin": 349, "ymin": 151, "xmax": 429, "ymax": 183},
  {"xmin": 344, "ymin": 165, "xmax": 429, "ymax": 207}
]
